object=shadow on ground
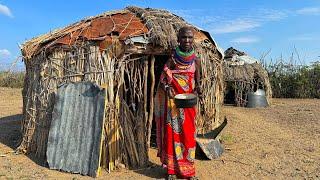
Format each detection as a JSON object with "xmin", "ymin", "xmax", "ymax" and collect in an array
[
  {"xmin": 131, "ymin": 161, "xmax": 166, "ymax": 179},
  {"xmin": 0, "ymin": 114, "xmax": 22, "ymax": 149},
  {"xmin": 0, "ymin": 114, "xmax": 48, "ymax": 167}
]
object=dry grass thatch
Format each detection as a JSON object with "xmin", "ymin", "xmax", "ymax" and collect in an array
[{"xmin": 18, "ymin": 6, "xmax": 224, "ymax": 172}]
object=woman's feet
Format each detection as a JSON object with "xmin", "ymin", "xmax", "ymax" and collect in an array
[
  {"xmin": 167, "ymin": 174, "xmax": 177, "ymax": 180},
  {"xmin": 189, "ymin": 176, "xmax": 199, "ymax": 180},
  {"xmin": 167, "ymin": 175, "xmax": 199, "ymax": 180}
]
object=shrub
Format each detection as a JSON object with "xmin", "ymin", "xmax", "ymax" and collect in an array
[
  {"xmin": 0, "ymin": 71, "xmax": 25, "ymax": 88},
  {"xmin": 266, "ymin": 62, "xmax": 320, "ymax": 98}
]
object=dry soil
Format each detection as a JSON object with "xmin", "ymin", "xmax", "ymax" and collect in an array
[{"xmin": 0, "ymin": 88, "xmax": 319, "ymax": 179}]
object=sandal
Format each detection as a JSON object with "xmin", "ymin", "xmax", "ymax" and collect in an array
[
  {"xmin": 167, "ymin": 174, "xmax": 177, "ymax": 180},
  {"xmin": 189, "ymin": 176, "xmax": 199, "ymax": 180}
]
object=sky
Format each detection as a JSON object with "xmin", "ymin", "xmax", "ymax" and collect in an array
[{"xmin": 0, "ymin": 0, "xmax": 320, "ymax": 70}]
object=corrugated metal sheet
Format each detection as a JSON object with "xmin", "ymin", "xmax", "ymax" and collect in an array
[{"xmin": 47, "ymin": 82, "xmax": 105, "ymax": 177}]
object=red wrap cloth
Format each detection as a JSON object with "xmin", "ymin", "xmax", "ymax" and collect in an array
[{"xmin": 155, "ymin": 62, "xmax": 197, "ymax": 178}]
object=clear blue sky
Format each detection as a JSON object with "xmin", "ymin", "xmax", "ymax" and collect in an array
[{"xmin": 1, "ymin": 0, "xmax": 319, "ymax": 70}]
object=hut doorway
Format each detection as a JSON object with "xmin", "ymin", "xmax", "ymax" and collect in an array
[
  {"xmin": 224, "ymin": 81, "xmax": 236, "ymax": 105},
  {"xmin": 150, "ymin": 55, "xmax": 169, "ymax": 148},
  {"xmin": 153, "ymin": 55, "xmax": 169, "ymax": 93}
]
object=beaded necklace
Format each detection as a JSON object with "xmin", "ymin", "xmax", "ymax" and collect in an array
[{"xmin": 173, "ymin": 46, "xmax": 196, "ymax": 69}]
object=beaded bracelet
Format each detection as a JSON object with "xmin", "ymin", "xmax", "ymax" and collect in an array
[{"xmin": 164, "ymin": 66, "xmax": 169, "ymax": 72}]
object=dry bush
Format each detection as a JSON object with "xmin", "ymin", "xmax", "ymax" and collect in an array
[
  {"xmin": 267, "ymin": 62, "xmax": 320, "ymax": 98},
  {"xmin": 0, "ymin": 71, "xmax": 25, "ymax": 88}
]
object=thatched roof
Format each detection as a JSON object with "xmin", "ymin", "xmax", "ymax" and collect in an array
[
  {"xmin": 22, "ymin": 6, "xmax": 222, "ymax": 60},
  {"xmin": 224, "ymin": 63, "xmax": 268, "ymax": 82},
  {"xmin": 224, "ymin": 47, "xmax": 246, "ymax": 58},
  {"xmin": 223, "ymin": 47, "xmax": 266, "ymax": 81}
]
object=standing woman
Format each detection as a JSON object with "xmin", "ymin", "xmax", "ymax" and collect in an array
[{"xmin": 155, "ymin": 26, "xmax": 201, "ymax": 180}]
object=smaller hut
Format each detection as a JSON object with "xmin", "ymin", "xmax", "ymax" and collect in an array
[{"xmin": 223, "ymin": 47, "xmax": 272, "ymax": 106}]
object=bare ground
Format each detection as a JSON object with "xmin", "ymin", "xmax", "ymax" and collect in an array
[{"xmin": 0, "ymin": 87, "xmax": 319, "ymax": 179}]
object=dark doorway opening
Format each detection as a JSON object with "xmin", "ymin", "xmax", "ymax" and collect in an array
[
  {"xmin": 224, "ymin": 81, "xmax": 236, "ymax": 105},
  {"xmin": 150, "ymin": 55, "xmax": 168, "ymax": 148}
]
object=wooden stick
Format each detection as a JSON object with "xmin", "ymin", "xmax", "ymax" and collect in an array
[
  {"xmin": 147, "ymin": 56, "xmax": 155, "ymax": 150},
  {"xmin": 143, "ymin": 58, "xmax": 149, "ymax": 130}
]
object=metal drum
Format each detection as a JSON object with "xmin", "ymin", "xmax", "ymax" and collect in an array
[{"xmin": 246, "ymin": 89, "xmax": 268, "ymax": 108}]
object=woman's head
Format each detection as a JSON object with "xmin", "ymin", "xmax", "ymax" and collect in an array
[{"xmin": 178, "ymin": 26, "xmax": 194, "ymax": 52}]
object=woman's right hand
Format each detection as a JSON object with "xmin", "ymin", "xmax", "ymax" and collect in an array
[{"xmin": 167, "ymin": 86, "xmax": 175, "ymax": 99}]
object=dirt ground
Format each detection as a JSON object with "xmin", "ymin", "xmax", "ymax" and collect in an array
[{"xmin": 0, "ymin": 87, "xmax": 319, "ymax": 179}]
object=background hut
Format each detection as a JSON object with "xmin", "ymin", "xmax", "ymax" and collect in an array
[
  {"xmin": 18, "ymin": 6, "xmax": 224, "ymax": 171},
  {"xmin": 223, "ymin": 47, "xmax": 272, "ymax": 106}
]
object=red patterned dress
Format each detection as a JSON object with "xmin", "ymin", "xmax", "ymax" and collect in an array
[{"xmin": 155, "ymin": 52, "xmax": 197, "ymax": 178}]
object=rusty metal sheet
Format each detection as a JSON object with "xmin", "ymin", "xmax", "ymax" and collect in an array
[
  {"xmin": 47, "ymin": 82, "xmax": 105, "ymax": 177},
  {"xmin": 22, "ymin": 8, "xmax": 217, "ymax": 60},
  {"xmin": 22, "ymin": 10, "xmax": 149, "ymax": 59},
  {"xmin": 55, "ymin": 12, "xmax": 148, "ymax": 46}
]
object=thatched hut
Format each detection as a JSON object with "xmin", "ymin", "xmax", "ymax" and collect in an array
[
  {"xmin": 223, "ymin": 47, "xmax": 272, "ymax": 106},
  {"xmin": 18, "ymin": 6, "xmax": 224, "ymax": 170}
]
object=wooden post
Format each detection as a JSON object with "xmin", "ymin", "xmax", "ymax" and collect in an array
[
  {"xmin": 137, "ymin": 57, "xmax": 148, "ymax": 166},
  {"xmin": 144, "ymin": 58, "xmax": 149, "ymax": 127},
  {"xmin": 147, "ymin": 55, "xmax": 155, "ymax": 150}
]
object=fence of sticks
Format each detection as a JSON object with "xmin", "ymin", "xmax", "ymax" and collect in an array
[
  {"xmin": 18, "ymin": 6, "xmax": 224, "ymax": 171},
  {"xmin": 223, "ymin": 61, "xmax": 272, "ymax": 107}
]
